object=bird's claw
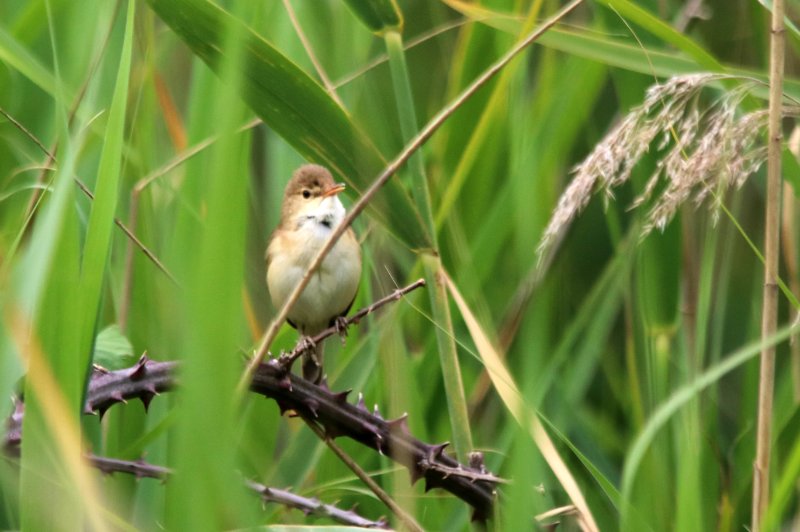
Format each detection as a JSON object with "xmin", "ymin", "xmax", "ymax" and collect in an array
[
  {"xmin": 299, "ymin": 335, "xmax": 317, "ymax": 355},
  {"xmin": 334, "ymin": 316, "xmax": 349, "ymax": 345}
]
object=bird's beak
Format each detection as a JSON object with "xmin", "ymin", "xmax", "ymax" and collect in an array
[{"xmin": 322, "ymin": 183, "xmax": 346, "ymax": 197}]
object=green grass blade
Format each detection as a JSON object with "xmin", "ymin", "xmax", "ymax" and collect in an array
[
  {"xmin": 620, "ymin": 322, "xmax": 799, "ymax": 519},
  {"xmin": 79, "ymin": 0, "xmax": 135, "ymax": 370},
  {"xmin": 342, "ymin": 0, "xmax": 402, "ymax": 34},
  {"xmin": 443, "ymin": 1, "xmax": 800, "ymax": 102},
  {"xmin": 0, "ymin": 26, "xmax": 59, "ymax": 98},
  {"xmin": 596, "ymin": 0, "xmax": 724, "ymax": 71},
  {"xmin": 764, "ymin": 412, "xmax": 800, "ymax": 530},
  {"xmin": 384, "ymin": 26, "xmax": 472, "ymax": 460}
]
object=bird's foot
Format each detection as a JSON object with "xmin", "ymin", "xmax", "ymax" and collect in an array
[
  {"xmin": 278, "ymin": 336, "xmax": 317, "ymax": 374},
  {"xmin": 334, "ymin": 316, "xmax": 349, "ymax": 345},
  {"xmin": 299, "ymin": 335, "xmax": 317, "ymax": 355}
]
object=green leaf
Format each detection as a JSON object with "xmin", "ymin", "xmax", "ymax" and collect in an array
[
  {"xmin": 620, "ymin": 322, "xmax": 799, "ymax": 513},
  {"xmin": 0, "ymin": 26, "xmax": 60, "ymax": 98},
  {"xmin": 342, "ymin": 0, "xmax": 403, "ymax": 34},
  {"xmin": 443, "ymin": 0, "xmax": 800, "ymax": 102},
  {"xmin": 145, "ymin": 0, "xmax": 430, "ymax": 249},
  {"xmin": 92, "ymin": 325, "xmax": 135, "ymax": 370},
  {"xmin": 596, "ymin": 0, "xmax": 724, "ymax": 71},
  {"xmin": 78, "ymin": 0, "xmax": 136, "ymax": 371}
]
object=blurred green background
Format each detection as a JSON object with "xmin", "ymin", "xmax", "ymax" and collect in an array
[{"xmin": 1, "ymin": 0, "xmax": 800, "ymax": 530}]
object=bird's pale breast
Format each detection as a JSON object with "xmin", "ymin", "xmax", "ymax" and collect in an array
[{"xmin": 267, "ymin": 223, "xmax": 360, "ymax": 334}]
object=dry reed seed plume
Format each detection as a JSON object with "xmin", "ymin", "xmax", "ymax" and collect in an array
[{"xmin": 536, "ymin": 74, "xmax": 790, "ymax": 261}]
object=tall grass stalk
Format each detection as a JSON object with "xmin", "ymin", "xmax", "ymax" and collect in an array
[
  {"xmin": 753, "ymin": 0, "xmax": 786, "ymax": 527},
  {"xmin": 383, "ymin": 28, "xmax": 473, "ymax": 461}
]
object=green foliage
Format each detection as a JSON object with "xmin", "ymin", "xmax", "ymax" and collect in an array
[
  {"xmin": 342, "ymin": 0, "xmax": 403, "ymax": 34},
  {"xmin": 1, "ymin": 0, "xmax": 800, "ymax": 530}
]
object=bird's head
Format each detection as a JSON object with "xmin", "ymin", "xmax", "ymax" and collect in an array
[{"xmin": 280, "ymin": 164, "xmax": 347, "ymax": 227}]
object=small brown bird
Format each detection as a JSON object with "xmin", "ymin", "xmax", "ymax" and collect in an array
[{"xmin": 266, "ymin": 164, "xmax": 362, "ymax": 383}]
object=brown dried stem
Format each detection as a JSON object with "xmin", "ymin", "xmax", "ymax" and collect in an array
[{"xmin": 753, "ymin": 0, "xmax": 786, "ymax": 528}]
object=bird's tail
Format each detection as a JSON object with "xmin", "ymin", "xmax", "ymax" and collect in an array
[{"xmin": 302, "ymin": 340, "xmax": 324, "ymax": 384}]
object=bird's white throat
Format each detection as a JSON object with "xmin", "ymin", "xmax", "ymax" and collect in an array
[{"xmin": 295, "ymin": 195, "xmax": 345, "ymax": 234}]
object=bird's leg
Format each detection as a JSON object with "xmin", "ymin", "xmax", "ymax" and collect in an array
[{"xmin": 301, "ymin": 336, "xmax": 323, "ymax": 384}]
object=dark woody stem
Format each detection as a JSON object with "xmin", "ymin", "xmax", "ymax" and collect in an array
[
  {"xmin": 5, "ymin": 356, "xmax": 500, "ymax": 520},
  {"xmin": 5, "ymin": 280, "xmax": 500, "ymax": 519}
]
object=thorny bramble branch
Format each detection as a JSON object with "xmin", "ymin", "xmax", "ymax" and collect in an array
[
  {"xmin": 5, "ymin": 280, "xmax": 500, "ymax": 520},
  {"xmin": 4, "ymin": 358, "xmax": 499, "ymax": 519}
]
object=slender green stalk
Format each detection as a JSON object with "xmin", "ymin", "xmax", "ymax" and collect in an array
[
  {"xmin": 383, "ymin": 32, "xmax": 435, "ymax": 238},
  {"xmin": 384, "ymin": 29, "xmax": 473, "ymax": 460},
  {"xmin": 753, "ymin": 0, "xmax": 785, "ymax": 528},
  {"xmin": 78, "ymin": 0, "xmax": 135, "ymax": 380}
]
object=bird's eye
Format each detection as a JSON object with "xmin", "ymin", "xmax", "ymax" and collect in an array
[{"xmin": 302, "ymin": 189, "xmax": 311, "ymax": 199}]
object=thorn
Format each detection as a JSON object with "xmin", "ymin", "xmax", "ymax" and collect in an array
[
  {"xmin": 372, "ymin": 404, "xmax": 382, "ymax": 419},
  {"xmin": 130, "ymin": 352, "xmax": 149, "ymax": 380},
  {"xmin": 409, "ymin": 465, "xmax": 424, "ymax": 485},
  {"xmin": 140, "ymin": 392, "xmax": 155, "ymax": 412},
  {"xmin": 92, "ymin": 364, "xmax": 109, "ymax": 374},
  {"xmin": 386, "ymin": 413, "xmax": 409, "ymax": 433},
  {"xmin": 318, "ymin": 376, "xmax": 330, "ymax": 390},
  {"xmin": 375, "ymin": 433, "xmax": 385, "ymax": 455},
  {"xmin": 430, "ymin": 442, "xmax": 450, "ymax": 460},
  {"xmin": 278, "ymin": 373, "xmax": 292, "ymax": 392},
  {"xmin": 109, "ymin": 391, "xmax": 128, "ymax": 404},
  {"xmin": 83, "ymin": 403, "xmax": 96, "ymax": 415},
  {"xmin": 306, "ymin": 398, "xmax": 319, "ymax": 417},
  {"xmin": 356, "ymin": 393, "xmax": 367, "ymax": 411},
  {"xmin": 98, "ymin": 405, "xmax": 111, "ymax": 420},
  {"xmin": 330, "ymin": 389, "xmax": 351, "ymax": 403}
]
